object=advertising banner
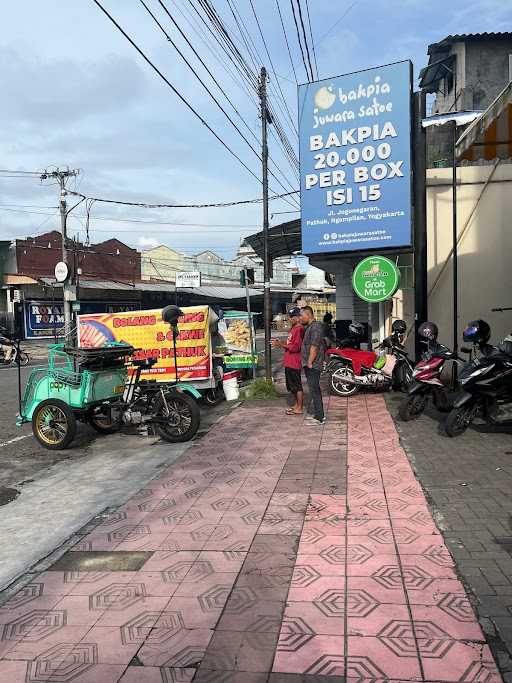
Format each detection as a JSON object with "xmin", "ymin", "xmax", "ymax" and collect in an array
[
  {"xmin": 24, "ymin": 301, "xmax": 139, "ymax": 339},
  {"xmin": 298, "ymin": 61, "xmax": 412, "ymax": 255},
  {"xmin": 78, "ymin": 306, "xmax": 212, "ymax": 382}
]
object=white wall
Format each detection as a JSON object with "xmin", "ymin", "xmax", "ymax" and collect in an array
[{"xmin": 427, "ymin": 164, "xmax": 512, "ymax": 346}]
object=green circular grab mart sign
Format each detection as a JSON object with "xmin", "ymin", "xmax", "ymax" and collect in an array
[{"xmin": 352, "ymin": 256, "xmax": 400, "ymax": 303}]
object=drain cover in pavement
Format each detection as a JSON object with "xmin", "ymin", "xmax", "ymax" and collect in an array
[
  {"xmin": 0, "ymin": 487, "xmax": 20, "ymax": 506},
  {"xmin": 50, "ymin": 551, "xmax": 153, "ymax": 571}
]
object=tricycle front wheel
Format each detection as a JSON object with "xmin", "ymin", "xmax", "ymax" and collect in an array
[
  {"xmin": 32, "ymin": 399, "xmax": 77, "ymax": 450},
  {"xmin": 153, "ymin": 392, "xmax": 200, "ymax": 443}
]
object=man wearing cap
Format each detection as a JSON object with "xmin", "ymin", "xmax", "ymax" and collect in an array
[{"xmin": 272, "ymin": 307, "xmax": 305, "ymax": 415}]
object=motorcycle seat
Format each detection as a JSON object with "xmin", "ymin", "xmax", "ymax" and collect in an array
[{"xmin": 332, "ymin": 347, "xmax": 377, "ymax": 374}]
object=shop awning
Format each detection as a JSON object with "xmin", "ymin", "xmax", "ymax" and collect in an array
[
  {"xmin": 245, "ymin": 219, "xmax": 301, "ymax": 261},
  {"xmin": 456, "ymin": 80, "xmax": 512, "ymax": 161},
  {"xmin": 418, "ymin": 55, "xmax": 455, "ymax": 92}
]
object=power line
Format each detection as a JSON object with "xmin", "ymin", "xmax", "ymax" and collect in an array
[
  {"xmin": 289, "ymin": 0, "xmax": 312, "ymax": 81},
  {"xmin": 303, "ymin": 0, "xmax": 319, "ymax": 79},
  {"xmin": 317, "ymin": 0, "xmax": 358, "ymax": 42},
  {"xmin": 294, "ymin": 0, "xmax": 315, "ymax": 81},
  {"xmin": 91, "ymin": 0, "xmax": 274, "ymax": 196},
  {"xmin": 64, "ymin": 187, "xmax": 298, "ymax": 208},
  {"xmin": 275, "ymin": 0, "xmax": 298, "ymax": 85},
  {"xmin": 139, "ymin": 0, "xmax": 295, "ymax": 197}
]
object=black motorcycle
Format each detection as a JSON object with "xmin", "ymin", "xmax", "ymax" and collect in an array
[
  {"xmin": 445, "ymin": 320, "xmax": 512, "ymax": 437},
  {"xmin": 0, "ymin": 331, "xmax": 29, "ymax": 367}
]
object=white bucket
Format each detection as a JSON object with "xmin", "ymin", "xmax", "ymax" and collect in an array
[{"xmin": 222, "ymin": 371, "xmax": 239, "ymax": 401}]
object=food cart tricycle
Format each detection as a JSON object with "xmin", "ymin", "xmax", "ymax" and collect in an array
[{"xmin": 16, "ymin": 305, "xmax": 201, "ymax": 450}]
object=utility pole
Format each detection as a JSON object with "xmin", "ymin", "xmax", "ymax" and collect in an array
[
  {"xmin": 242, "ymin": 268, "xmax": 257, "ymax": 381},
  {"xmin": 41, "ymin": 168, "xmax": 79, "ymax": 344},
  {"xmin": 259, "ymin": 67, "xmax": 272, "ymax": 382}
]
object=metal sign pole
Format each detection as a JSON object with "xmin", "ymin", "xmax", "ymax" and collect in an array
[
  {"xmin": 244, "ymin": 268, "xmax": 257, "ymax": 381},
  {"xmin": 452, "ymin": 120, "xmax": 459, "ymax": 355}
]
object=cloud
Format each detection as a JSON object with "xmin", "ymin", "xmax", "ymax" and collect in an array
[
  {"xmin": 137, "ymin": 236, "xmax": 159, "ymax": 249},
  {"xmin": 0, "ymin": 47, "xmax": 148, "ymax": 126}
]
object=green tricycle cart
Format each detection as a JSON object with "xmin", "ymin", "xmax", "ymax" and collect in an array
[{"xmin": 17, "ymin": 306, "xmax": 201, "ymax": 450}]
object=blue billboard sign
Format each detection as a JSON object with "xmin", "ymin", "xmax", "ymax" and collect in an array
[{"xmin": 298, "ymin": 61, "xmax": 412, "ymax": 255}]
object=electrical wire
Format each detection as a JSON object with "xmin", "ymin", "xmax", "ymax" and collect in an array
[
  {"xmin": 294, "ymin": 0, "xmax": 315, "ymax": 82},
  {"xmin": 289, "ymin": 0, "xmax": 312, "ymax": 81},
  {"xmin": 64, "ymin": 187, "xmax": 298, "ymax": 208},
  {"xmin": 275, "ymin": 0, "xmax": 298, "ymax": 85},
  {"xmin": 303, "ymin": 0, "xmax": 319, "ymax": 79},
  {"xmin": 91, "ymin": 0, "xmax": 282, "ymax": 199}
]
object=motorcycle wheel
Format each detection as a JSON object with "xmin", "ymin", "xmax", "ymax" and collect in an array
[
  {"xmin": 399, "ymin": 394, "xmax": 426, "ymax": 421},
  {"xmin": 330, "ymin": 367, "xmax": 358, "ymax": 396},
  {"xmin": 32, "ymin": 399, "xmax": 77, "ymax": 450},
  {"xmin": 432, "ymin": 390, "xmax": 451, "ymax": 413},
  {"xmin": 153, "ymin": 392, "xmax": 200, "ymax": 442},
  {"xmin": 203, "ymin": 387, "xmax": 224, "ymax": 406},
  {"xmin": 17, "ymin": 352, "xmax": 30, "ymax": 367},
  {"xmin": 445, "ymin": 406, "xmax": 473, "ymax": 437}
]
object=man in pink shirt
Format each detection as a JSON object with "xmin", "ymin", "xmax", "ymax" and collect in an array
[{"xmin": 272, "ymin": 307, "xmax": 305, "ymax": 415}]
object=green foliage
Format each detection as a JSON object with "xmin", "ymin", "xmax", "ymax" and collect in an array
[{"xmin": 241, "ymin": 378, "xmax": 279, "ymax": 401}]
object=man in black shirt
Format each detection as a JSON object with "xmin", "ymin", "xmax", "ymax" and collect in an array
[{"xmin": 300, "ymin": 306, "xmax": 326, "ymax": 425}]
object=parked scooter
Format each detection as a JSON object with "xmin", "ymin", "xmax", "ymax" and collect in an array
[
  {"xmin": 328, "ymin": 320, "xmax": 414, "ymax": 396},
  {"xmin": 0, "ymin": 328, "xmax": 29, "ymax": 367},
  {"xmin": 445, "ymin": 320, "xmax": 512, "ymax": 437},
  {"xmin": 399, "ymin": 322, "xmax": 461, "ymax": 421}
]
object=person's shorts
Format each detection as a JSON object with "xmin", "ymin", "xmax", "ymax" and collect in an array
[{"xmin": 285, "ymin": 367, "xmax": 303, "ymax": 394}]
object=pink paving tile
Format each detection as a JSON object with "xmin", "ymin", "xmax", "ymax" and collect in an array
[
  {"xmin": 138, "ymin": 626, "xmax": 213, "ymax": 667},
  {"xmin": 346, "ymin": 553, "xmax": 400, "ymax": 577},
  {"xmin": 283, "ymin": 600, "xmax": 345, "ymax": 636},
  {"xmin": 120, "ymin": 666, "xmax": 195, "ymax": 682},
  {"xmin": 405, "ymin": 577, "xmax": 468, "ymax": 606},
  {"xmin": 394, "ymin": 510, "xmax": 440, "ymax": 535},
  {"xmin": 298, "ymin": 533, "xmax": 346, "ymax": 556},
  {"xmin": 113, "ymin": 532, "xmax": 170, "ymax": 552},
  {"xmin": 173, "ymin": 572, "xmax": 238, "ymax": 598},
  {"xmin": 302, "ymin": 515, "xmax": 345, "ymax": 536},
  {"xmin": 159, "ymin": 532, "xmax": 210, "ymax": 552},
  {"xmin": 419, "ymin": 640, "xmax": 501, "ymax": 682},
  {"xmin": 347, "ymin": 635, "xmax": 422, "ymax": 681},
  {"xmin": 398, "ymin": 556, "xmax": 458, "ymax": 581},
  {"xmin": 94, "ymin": 595, "xmax": 169, "ymax": 627},
  {"xmin": 294, "ymin": 553, "xmax": 345, "ymax": 578},
  {"xmin": 68, "ymin": 572, "xmax": 140, "ymax": 596},
  {"xmin": 0, "ymin": 660, "xmax": 27, "ymax": 683},
  {"xmin": 162, "ymin": 596, "xmax": 223, "ymax": 629},
  {"xmin": 79, "ymin": 625, "xmax": 143, "ymax": 665},
  {"xmin": 348, "ymin": 576, "xmax": 407, "ymax": 606},
  {"xmin": 201, "ymin": 530, "xmax": 256, "ymax": 552},
  {"xmin": 5, "ymin": 625, "xmax": 91, "ymax": 662},
  {"xmin": 396, "ymin": 535, "xmax": 454, "ymax": 559},
  {"xmin": 347, "ymin": 517, "xmax": 392, "ymax": 537},
  {"xmin": 196, "ymin": 550, "xmax": 247, "ymax": 573},
  {"xmin": 411, "ymin": 604, "xmax": 485, "ymax": 641},
  {"xmin": 272, "ymin": 634, "xmax": 345, "ymax": 674},
  {"xmin": 347, "ymin": 535, "xmax": 398, "ymax": 558},
  {"xmin": 130, "ymin": 572, "xmax": 179, "ymax": 598},
  {"xmin": 347, "ymin": 603, "xmax": 411, "ymax": 637},
  {"xmin": 140, "ymin": 550, "xmax": 200, "ymax": 573},
  {"xmin": 288, "ymin": 575, "xmax": 345, "ymax": 602},
  {"xmin": 0, "ymin": 594, "xmax": 63, "ymax": 624},
  {"xmin": 51, "ymin": 595, "xmax": 105, "ymax": 627},
  {"xmin": 30, "ymin": 571, "xmax": 80, "ymax": 596}
]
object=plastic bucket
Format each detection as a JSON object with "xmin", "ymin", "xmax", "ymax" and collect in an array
[{"xmin": 222, "ymin": 371, "xmax": 239, "ymax": 401}]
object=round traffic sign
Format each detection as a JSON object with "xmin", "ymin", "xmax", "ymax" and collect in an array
[
  {"xmin": 352, "ymin": 255, "xmax": 400, "ymax": 303},
  {"xmin": 54, "ymin": 261, "xmax": 69, "ymax": 283}
]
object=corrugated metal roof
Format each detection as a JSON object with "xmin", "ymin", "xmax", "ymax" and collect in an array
[
  {"xmin": 40, "ymin": 278, "xmax": 136, "ymax": 291},
  {"xmin": 180, "ymin": 285, "xmax": 261, "ymax": 299},
  {"xmin": 428, "ymin": 32, "xmax": 512, "ymax": 54}
]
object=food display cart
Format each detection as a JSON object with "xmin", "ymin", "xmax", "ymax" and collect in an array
[{"xmin": 217, "ymin": 310, "xmax": 259, "ymax": 375}]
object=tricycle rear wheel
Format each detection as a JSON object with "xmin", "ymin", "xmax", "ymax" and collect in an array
[
  {"xmin": 153, "ymin": 392, "xmax": 200, "ymax": 443},
  {"xmin": 32, "ymin": 399, "xmax": 77, "ymax": 450},
  {"xmin": 89, "ymin": 408, "xmax": 119, "ymax": 435}
]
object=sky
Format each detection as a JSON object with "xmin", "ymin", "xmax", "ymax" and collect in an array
[{"xmin": 1, "ymin": 0, "xmax": 511, "ymax": 260}]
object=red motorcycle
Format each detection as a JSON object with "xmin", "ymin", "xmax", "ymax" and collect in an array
[
  {"xmin": 399, "ymin": 322, "xmax": 460, "ymax": 421},
  {"xmin": 327, "ymin": 320, "xmax": 413, "ymax": 397}
]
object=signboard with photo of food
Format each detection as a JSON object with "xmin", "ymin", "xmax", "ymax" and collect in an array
[{"xmin": 218, "ymin": 311, "xmax": 258, "ymax": 369}]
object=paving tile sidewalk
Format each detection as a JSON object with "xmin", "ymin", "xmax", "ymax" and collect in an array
[{"xmin": 0, "ymin": 393, "xmax": 503, "ymax": 682}]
